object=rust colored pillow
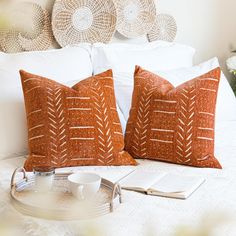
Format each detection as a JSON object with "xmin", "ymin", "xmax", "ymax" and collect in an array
[
  {"xmin": 20, "ymin": 70, "xmax": 136, "ymax": 171},
  {"xmin": 125, "ymin": 66, "xmax": 222, "ymax": 168}
]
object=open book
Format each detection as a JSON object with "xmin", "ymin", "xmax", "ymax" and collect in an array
[{"xmin": 119, "ymin": 170, "xmax": 205, "ymax": 199}]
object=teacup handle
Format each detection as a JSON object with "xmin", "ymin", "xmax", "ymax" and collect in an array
[{"xmin": 77, "ymin": 185, "xmax": 84, "ymax": 200}]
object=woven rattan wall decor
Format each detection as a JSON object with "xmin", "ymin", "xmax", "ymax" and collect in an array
[
  {"xmin": 52, "ymin": 0, "xmax": 117, "ymax": 46},
  {"xmin": 147, "ymin": 14, "xmax": 177, "ymax": 42},
  {"xmin": 0, "ymin": 2, "xmax": 57, "ymax": 53},
  {"xmin": 114, "ymin": 0, "xmax": 156, "ymax": 38},
  {"xmin": 0, "ymin": 1, "xmax": 178, "ymax": 52}
]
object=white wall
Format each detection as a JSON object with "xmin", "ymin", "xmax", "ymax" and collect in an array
[
  {"xmin": 113, "ymin": 0, "xmax": 236, "ymax": 78},
  {"xmin": 158, "ymin": 0, "xmax": 236, "ymax": 78},
  {"xmin": 16, "ymin": 0, "xmax": 236, "ymax": 78}
]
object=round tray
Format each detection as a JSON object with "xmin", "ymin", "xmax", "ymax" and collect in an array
[{"xmin": 10, "ymin": 168, "xmax": 122, "ymax": 220}]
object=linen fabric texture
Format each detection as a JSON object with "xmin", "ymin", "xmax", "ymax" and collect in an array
[
  {"xmin": 125, "ymin": 66, "xmax": 222, "ymax": 168},
  {"xmin": 20, "ymin": 70, "xmax": 136, "ymax": 171}
]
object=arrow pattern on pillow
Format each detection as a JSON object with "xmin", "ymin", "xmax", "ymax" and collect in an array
[
  {"xmin": 175, "ymin": 86, "xmax": 196, "ymax": 164},
  {"xmin": 125, "ymin": 66, "xmax": 222, "ymax": 168},
  {"xmin": 132, "ymin": 85, "xmax": 154, "ymax": 158},
  {"xmin": 91, "ymin": 80, "xmax": 114, "ymax": 164},
  {"xmin": 47, "ymin": 86, "xmax": 68, "ymax": 166},
  {"xmin": 20, "ymin": 70, "xmax": 136, "ymax": 171}
]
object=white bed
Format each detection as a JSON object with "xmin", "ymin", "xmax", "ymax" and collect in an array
[
  {"xmin": 1, "ymin": 120, "xmax": 236, "ymax": 236},
  {"xmin": 1, "ymin": 41, "xmax": 236, "ymax": 236}
]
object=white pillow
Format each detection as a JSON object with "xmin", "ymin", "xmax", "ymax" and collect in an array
[
  {"xmin": 114, "ymin": 57, "xmax": 236, "ymax": 130},
  {"xmin": 92, "ymin": 41, "xmax": 196, "ymax": 132},
  {"xmin": 155, "ymin": 58, "xmax": 236, "ymax": 123},
  {"xmin": 92, "ymin": 41, "xmax": 196, "ymax": 75},
  {"xmin": 0, "ymin": 45, "xmax": 93, "ymax": 160}
]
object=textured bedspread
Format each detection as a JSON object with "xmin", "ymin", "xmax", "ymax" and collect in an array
[{"xmin": 1, "ymin": 121, "xmax": 236, "ymax": 236}]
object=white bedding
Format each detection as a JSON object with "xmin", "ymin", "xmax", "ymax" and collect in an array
[{"xmin": 1, "ymin": 121, "xmax": 236, "ymax": 236}]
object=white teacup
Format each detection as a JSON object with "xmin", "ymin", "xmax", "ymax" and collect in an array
[{"xmin": 68, "ymin": 173, "xmax": 101, "ymax": 200}]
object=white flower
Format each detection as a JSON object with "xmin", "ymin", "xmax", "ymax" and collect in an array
[{"xmin": 226, "ymin": 56, "xmax": 236, "ymax": 72}]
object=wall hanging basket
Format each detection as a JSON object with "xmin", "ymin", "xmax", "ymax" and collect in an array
[
  {"xmin": 0, "ymin": 2, "xmax": 55, "ymax": 53},
  {"xmin": 115, "ymin": 0, "xmax": 156, "ymax": 38},
  {"xmin": 52, "ymin": 0, "xmax": 117, "ymax": 46},
  {"xmin": 147, "ymin": 14, "xmax": 177, "ymax": 42}
]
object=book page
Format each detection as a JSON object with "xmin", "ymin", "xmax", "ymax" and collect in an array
[
  {"xmin": 150, "ymin": 173, "xmax": 204, "ymax": 193},
  {"xmin": 119, "ymin": 169, "xmax": 166, "ymax": 191}
]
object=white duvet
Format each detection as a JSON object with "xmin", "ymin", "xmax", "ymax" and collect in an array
[{"xmin": 1, "ymin": 121, "xmax": 236, "ymax": 236}]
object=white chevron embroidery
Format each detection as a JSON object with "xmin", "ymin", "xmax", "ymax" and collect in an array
[
  {"xmin": 200, "ymin": 88, "xmax": 216, "ymax": 92},
  {"xmin": 23, "ymin": 78, "xmax": 41, "ymax": 83},
  {"xmin": 70, "ymin": 126, "xmax": 94, "ymax": 129},
  {"xmin": 27, "ymin": 109, "xmax": 42, "ymax": 117},
  {"xmin": 151, "ymin": 128, "xmax": 174, "ymax": 133},
  {"xmin": 70, "ymin": 137, "xmax": 94, "ymax": 140},
  {"xmin": 29, "ymin": 135, "xmax": 44, "ymax": 141},
  {"xmin": 197, "ymin": 155, "xmax": 210, "ymax": 161},
  {"xmin": 197, "ymin": 137, "xmax": 214, "ymax": 141},
  {"xmin": 91, "ymin": 80, "xmax": 114, "ymax": 164},
  {"xmin": 26, "ymin": 86, "xmax": 40, "ymax": 94},
  {"xmin": 114, "ymin": 131, "xmax": 123, "ymax": 135},
  {"xmin": 176, "ymin": 85, "xmax": 196, "ymax": 163},
  {"xmin": 198, "ymin": 127, "xmax": 214, "ymax": 131},
  {"xmin": 32, "ymin": 154, "xmax": 46, "ymax": 157},
  {"xmin": 29, "ymin": 124, "xmax": 44, "ymax": 132},
  {"xmin": 66, "ymin": 96, "xmax": 90, "ymax": 100},
  {"xmin": 104, "ymin": 85, "xmax": 113, "ymax": 89},
  {"xmin": 199, "ymin": 111, "xmax": 214, "ymax": 116},
  {"xmin": 150, "ymin": 139, "xmax": 173, "ymax": 143},
  {"xmin": 47, "ymin": 86, "xmax": 68, "ymax": 164},
  {"xmin": 154, "ymin": 110, "xmax": 176, "ymax": 114},
  {"xmin": 131, "ymin": 86, "xmax": 155, "ymax": 157},
  {"xmin": 154, "ymin": 99, "xmax": 177, "ymax": 103},
  {"xmin": 113, "ymin": 122, "xmax": 120, "ymax": 125},
  {"xmin": 68, "ymin": 108, "xmax": 91, "ymax": 111}
]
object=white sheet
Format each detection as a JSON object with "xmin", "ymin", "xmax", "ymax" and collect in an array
[{"xmin": 1, "ymin": 121, "xmax": 236, "ymax": 236}]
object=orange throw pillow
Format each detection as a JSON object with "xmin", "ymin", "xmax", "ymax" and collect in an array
[
  {"xmin": 125, "ymin": 66, "xmax": 222, "ymax": 168},
  {"xmin": 20, "ymin": 70, "xmax": 136, "ymax": 171}
]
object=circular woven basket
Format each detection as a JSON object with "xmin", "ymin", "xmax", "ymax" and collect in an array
[
  {"xmin": 147, "ymin": 14, "xmax": 177, "ymax": 42},
  {"xmin": 52, "ymin": 0, "xmax": 117, "ymax": 46},
  {"xmin": 115, "ymin": 0, "xmax": 156, "ymax": 38},
  {"xmin": 0, "ymin": 2, "xmax": 55, "ymax": 53}
]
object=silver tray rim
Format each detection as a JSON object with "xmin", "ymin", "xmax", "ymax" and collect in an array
[{"xmin": 10, "ymin": 167, "xmax": 122, "ymax": 221}]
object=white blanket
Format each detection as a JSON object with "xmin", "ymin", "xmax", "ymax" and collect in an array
[{"xmin": 1, "ymin": 121, "xmax": 236, "ymax": 236}]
